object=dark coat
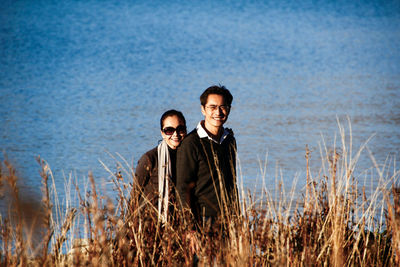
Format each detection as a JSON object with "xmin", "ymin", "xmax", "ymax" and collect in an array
[
  {"xmin": 135, "ymin": 146, "xmax": 177, "ymax": 206},
  {"xmin": 176, "ymin": 129, "xmax": 237, "ymax": 219}
]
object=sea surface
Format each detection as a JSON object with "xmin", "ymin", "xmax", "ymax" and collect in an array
[{"xmin": 1, "ymin": 0, "xmax": 400, "ymax": 207}]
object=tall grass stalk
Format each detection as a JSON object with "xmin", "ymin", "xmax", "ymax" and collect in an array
[{"xmin": 0, "ymin": 121, "xmax": 399, "ymax": 266}]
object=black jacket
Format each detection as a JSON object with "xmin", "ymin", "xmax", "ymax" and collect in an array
[
  {"xmin": 176, "ymin": 129, "xmax": 237, "ymax": 219},
  {"xmin": 135, "ymin": 145, "xmax": 177, "ymax": 206}
]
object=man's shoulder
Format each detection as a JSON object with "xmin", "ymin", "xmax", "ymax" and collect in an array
[
  {"xmin": 225, "ymin": 127, "xmax": 235, "ymax": 137},
  {"xmin": 184, "ymin": 129, "xmax": 200, "ymax": 141},
  {"xmin": 224, "ymin": 127, "xmax": 236, "ymax": 143},
  {"xmin": 179, "ymin": 130, "xmax": 201, "ymax": 148}
]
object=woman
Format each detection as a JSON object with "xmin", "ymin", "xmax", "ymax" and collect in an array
[{"xmin": 135, "ymin": 109, "xmax": 187, "ymax": 223}]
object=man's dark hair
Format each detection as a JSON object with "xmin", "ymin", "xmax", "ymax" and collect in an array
[
  {"xmin": 200, "ymin": 85, "xmax": 233, "ymax": 107},
  {"xmin": 160, "ymin": 109, "xmax": 186, "ymax": 129}
]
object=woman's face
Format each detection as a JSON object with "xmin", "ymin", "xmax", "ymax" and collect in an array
[{"xmin": 160, "ymin": 115, "xmax": 186, "ymax": 149}]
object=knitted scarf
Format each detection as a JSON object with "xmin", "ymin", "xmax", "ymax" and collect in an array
[{"xmin": 157, "ymin": 140, "xmax": 171, "ymax": 223}]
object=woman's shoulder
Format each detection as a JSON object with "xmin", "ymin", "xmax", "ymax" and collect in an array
[
  {"xmin": 145, "ymin": 146, "xmax": 158, "ymax": 158},
  {"xmin": 138, "ymin": 146, "xmax": 158, "ymax": 165}
]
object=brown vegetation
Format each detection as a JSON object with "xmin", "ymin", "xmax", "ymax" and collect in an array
[{"xmin": 0, "ymin": 128, "xmax": 399, "ymax": 266}]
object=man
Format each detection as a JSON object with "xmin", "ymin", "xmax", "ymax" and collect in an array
[{"xmin": 176, "ymin": 85, "xmax": 237, "ymax": 223}]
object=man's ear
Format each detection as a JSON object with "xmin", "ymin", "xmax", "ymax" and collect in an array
[{"xmin": 201, "ymin": 105, "xmax": 206, "ymax": 116}]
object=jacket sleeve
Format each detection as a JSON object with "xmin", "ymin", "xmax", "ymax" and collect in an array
[
  {"xmin": 176, "ymin": 138, "xmax": 197, "ymax": 209},
  {"xmin": 135, "ymin": 153, "xmax": 152, "ymax": 189}
]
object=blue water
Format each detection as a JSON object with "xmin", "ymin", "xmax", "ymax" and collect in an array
[{"xmin": 1, "ymin": 0, "xmax": 400, "ymax": 205}]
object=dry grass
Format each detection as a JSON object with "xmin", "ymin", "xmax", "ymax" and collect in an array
[{"xmin": 1, "ymin": 123, "xmax": 399, "ymax": 266}]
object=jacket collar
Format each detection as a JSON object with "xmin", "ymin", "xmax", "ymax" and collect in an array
[{"xmin": 196, "ymin": 121, "xmax": 229, "ymax": 144}]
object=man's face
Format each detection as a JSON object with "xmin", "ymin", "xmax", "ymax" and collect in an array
[{"xmin": 201, "ymin": 94, "xmax": 230, "ymax": 129}]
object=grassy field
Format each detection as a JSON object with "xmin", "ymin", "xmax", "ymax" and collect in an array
[{"xmin": 1, "ymin": 124, "xmax": 399, "ymax": 266}]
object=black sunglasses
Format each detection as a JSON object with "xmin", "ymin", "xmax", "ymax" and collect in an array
[{"xmin": 162, "ymin": 125, "xmax": 187, "ymax": 135}]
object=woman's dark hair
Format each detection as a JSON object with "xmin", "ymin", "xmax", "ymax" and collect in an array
[
  {"xmin": 160, "ymin": 109, "xmax": 186, "ymax": 129},
  {"xmin": 200, "ymin": 85, "xmax": 233, "ymax": 107}
]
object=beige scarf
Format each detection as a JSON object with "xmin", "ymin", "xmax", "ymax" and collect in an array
[{"xmin": 157, "ymin": 140, "xmax": 171, "ymax": 223}]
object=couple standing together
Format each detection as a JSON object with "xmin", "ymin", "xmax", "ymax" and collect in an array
[{"xmin": 135, "ymin": 85, "xmax": 238, "ymax": 226}]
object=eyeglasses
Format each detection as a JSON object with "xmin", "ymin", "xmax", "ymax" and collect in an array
[
  {"xmin": 205, "ymin": 105, "xmax": 231, "ymax": 112},
  {"xmin": 162, "ymin": 125, "xmax": 187, "ymax": 135}
]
